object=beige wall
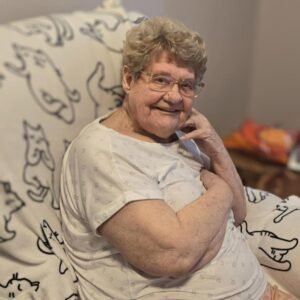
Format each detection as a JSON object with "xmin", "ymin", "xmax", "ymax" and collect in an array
[
  {"xmin": 163, "ymin": 0, "xmax": 257, "ymax": 135},
  {"xmin": 249, "ymin": 0, "xmax": 300, "ymax": 130},
  {"xmin": 1, "ymin": 0, "xmax": 298, "ymax": 136}
]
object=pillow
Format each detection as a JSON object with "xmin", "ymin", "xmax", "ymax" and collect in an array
[{"xmin": 242, "ymin": 187, "xmax": 300, "ymax": 298}]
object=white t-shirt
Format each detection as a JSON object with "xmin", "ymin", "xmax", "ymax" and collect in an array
[{"xmin": 60, "ymin": 116, "xmax": 267, "ymax": 300}]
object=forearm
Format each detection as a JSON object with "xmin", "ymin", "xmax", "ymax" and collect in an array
[
  {"xmin": 175, "ymin": 180, "xmax": 232, "ymax": 273},
  {"xmin": 131, "ymin": 186, "xmax": 231, "ymax": 277},
  {"xmin": 188, "ymin": 220, "xmax": 227, "ymax": 273},
  {"xmin": 100, "ymin": 178, "xmax": 232, "ymax": 278},
  {"xmin": 179, "ymin": 108, "xmax": 247, "ymax": 225},
  {"xmin": 209, "ymin": 147, "xmax": 246, "ymax": 225}
]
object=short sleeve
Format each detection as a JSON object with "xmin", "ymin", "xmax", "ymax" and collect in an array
[{"xmin": 66, "ymin": 126, "xmax": 163, "ymax": 232}]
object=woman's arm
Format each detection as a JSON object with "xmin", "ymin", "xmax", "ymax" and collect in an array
[
  {"xmin": 98, "ymin": 169, "xmax": 232, "ymax": 278},
  {"xmin": 179, "ymin": 108, "xmax": 246, "ymax": 225}
]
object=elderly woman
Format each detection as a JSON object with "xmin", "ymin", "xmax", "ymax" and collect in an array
[{"xmin": 60, "ymin": 17, "xmax": 294, "ymax": 299}]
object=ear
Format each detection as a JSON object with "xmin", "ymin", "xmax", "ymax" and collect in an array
[{"xmin": 122, "ymin": 65, "xmax": 134, "ymax": 93}]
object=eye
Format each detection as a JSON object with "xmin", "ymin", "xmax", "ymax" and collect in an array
[
  {"xmin": 180, "ymin": 80, "xmax": 195, "ymax": 91},
  {"xmin": 152, "ymin": 75, "xmax": 171, "ymax": 86}
]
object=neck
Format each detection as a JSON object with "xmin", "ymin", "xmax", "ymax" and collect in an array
[{"xmin": 114, "ymin": 107, "xmax": 178, "ymax": 143}]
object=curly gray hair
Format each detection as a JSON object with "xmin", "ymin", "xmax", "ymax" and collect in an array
[{"xmin": 122, "ymin": 17, "xmax": 207, "ymax": 83}]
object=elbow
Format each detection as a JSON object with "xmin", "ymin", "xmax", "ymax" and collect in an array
[
  {"xmin": 141, "ymin": 248, "xmax": 199, "ymax": 278},
  {"xmin": 166, "ymin": 254, "xmax": 196, "ymax": 278}
]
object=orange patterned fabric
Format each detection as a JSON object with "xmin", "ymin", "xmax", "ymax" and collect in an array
[{"xmin": 223, "ymin": 119, "xmax": 299, "ymax": 164}]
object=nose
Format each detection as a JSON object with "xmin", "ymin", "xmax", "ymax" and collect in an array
[{"xmin": 164, "ymin": 83, "xmax": 182, "ymax": 103}]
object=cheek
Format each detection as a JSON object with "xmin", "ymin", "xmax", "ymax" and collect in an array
[
  {"xmin": 181, "ymin": 102, "xmax": 193, "ymax": 119},
  {"xmin": 184, "ymin": 100, "xmax": 193, "ymax": 111},
  {"xmin": 128, "ymin": 93, "xmax": 151, "ymax": 114}
]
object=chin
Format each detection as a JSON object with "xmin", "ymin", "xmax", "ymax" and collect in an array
[
  {"xmin": 151, "ymin": 127, "xmax": 178, "ymax": 141},
  {"xmin": 142, "ymin": 120, "xmax": 181, "ymax": 141}
]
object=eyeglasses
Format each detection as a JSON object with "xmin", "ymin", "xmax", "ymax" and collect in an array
[{"xmin": 140, "ymin": 71, "xmax": 204, "ymax": 99}]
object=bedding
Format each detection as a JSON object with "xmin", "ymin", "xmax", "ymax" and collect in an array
[
  {"xmin": 241, "ymin": 188, "xmax": 300, "ymax": 298},
  {"xmin": 0, "ymin": 1, "xmax": 143, "ymax": 298}
]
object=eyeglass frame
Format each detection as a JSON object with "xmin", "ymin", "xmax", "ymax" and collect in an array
[{"xmin": 139, "ymin": 71, "xmax": 204, "ymax": 99}]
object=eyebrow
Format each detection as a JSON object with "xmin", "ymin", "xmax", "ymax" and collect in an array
[{"xmin": 152, "ymin": 71, "xmax": 195, "ymax": 81}]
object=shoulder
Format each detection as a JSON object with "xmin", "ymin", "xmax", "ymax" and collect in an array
[{"xmin": 68, "ymin": 119, "xmax": 113, "ymax": 163}]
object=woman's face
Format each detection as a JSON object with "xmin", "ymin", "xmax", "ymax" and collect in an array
[{"xmin": 122, "ymin": 52, "xmax": 195, "ymax": 140}]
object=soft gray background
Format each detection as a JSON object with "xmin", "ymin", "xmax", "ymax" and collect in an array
[{"xmin": 1, "ymin": 0, "xmax": 299, "ymax": 136}]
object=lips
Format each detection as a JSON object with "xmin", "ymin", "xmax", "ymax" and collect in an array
[{"xmin": 154, "ymin": 106, "xmax": 181, "ymax": 113}]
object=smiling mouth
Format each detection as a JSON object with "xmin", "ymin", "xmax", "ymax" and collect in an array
[{"xmin": 154, "ymin": 107, "xmax": 181, "ymax": 113}]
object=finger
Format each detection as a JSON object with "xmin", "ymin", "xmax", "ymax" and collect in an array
[
  {"xmin": 180, "ymin": 118, "xmax": 197, "ymax": 133},
  {"xmin": 180, "ymin": 124, "xmax": 196, "ymax": 134},
  {"xmin": 179, "ymin": 128, "xmax": 209, "ymax": 141},
  {"xmin": 183, "ymin": 110, "xmax": 209, "ymax": 130},
  {"xmin": 190, "ymin": 108, "xmax": 207, "ymax": 120},
  {"xmin": 181, "ymin": 113, "xmax": 198, "ymax": 123},
  {"xmin": 181, "ymin": 117, "xmax": 199, "ymax": 132}
]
